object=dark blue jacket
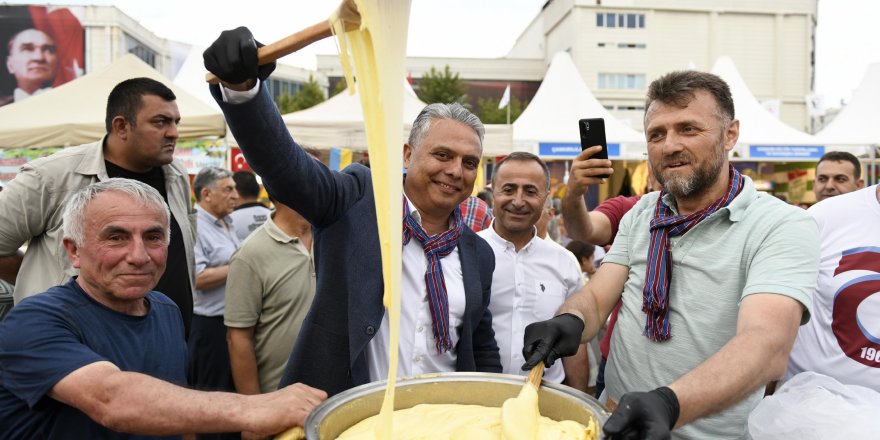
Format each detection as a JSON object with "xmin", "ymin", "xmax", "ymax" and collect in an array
[{"xmin": 213, "ymin": 84, "xmax": 501, "ymax": 397}]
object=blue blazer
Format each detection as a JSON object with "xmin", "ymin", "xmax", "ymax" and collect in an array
[{"xmin": 213, "ymin": 84, "xmax": 501, "ymax": 397}]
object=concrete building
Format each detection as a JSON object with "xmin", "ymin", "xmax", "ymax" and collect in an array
[
  {"xmin": 12, "ymin": 4, "xmax": 322, "ymax": 103},
  {"xmin": 318, "ymin": 0, "xmax": 817, "ymax": 132}
]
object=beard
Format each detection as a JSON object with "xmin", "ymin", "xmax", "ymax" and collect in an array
[{"xmin": 652, "ymin": 144, "xmax": 726, "ymax": 200}]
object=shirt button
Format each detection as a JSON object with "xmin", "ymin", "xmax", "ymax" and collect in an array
[
  {"xmin": 366, "ymin": 325, "xmax": 375, "ymax": 335},
  {"xmin": 417, "ymin": 326, "xmax": 424, "ymax": 333},
  {"xmin": 414, "ymin": 356, "xmax": 422, "ymax": 363}
]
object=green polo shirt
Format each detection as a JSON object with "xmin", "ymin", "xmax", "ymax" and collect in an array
[
  {"xmin": 602, "ymin": 176, "xmax": 819, "ymax": 439},
  {"xmin": 224, "ymin": 215, "xmax": 316, "ymax": 393}
]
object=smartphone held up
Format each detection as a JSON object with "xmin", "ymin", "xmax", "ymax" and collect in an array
[{"xmin": 578, "ymin": 118, "xmax": 610, "ymax": 179}]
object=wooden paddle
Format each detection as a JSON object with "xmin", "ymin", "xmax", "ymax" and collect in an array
[
  {"xmin": 205, "ymin": 0, "xmax": 361, "ymax": 84},
  {"xmin": 501, "ymin": 363, "xmax": 545, "ymax": 439},
  {"xmin": 526, "ymin": 363, "xmax": 545, "ymax": 389}
]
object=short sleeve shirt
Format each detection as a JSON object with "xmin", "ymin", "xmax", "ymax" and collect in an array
[
  {"xmin": 602, "ymin": 177, "xmax": 819, "ymax": 439},
  {"xmin": 0, "ymin": 278, "xmax": 186, "ymax": 439}
]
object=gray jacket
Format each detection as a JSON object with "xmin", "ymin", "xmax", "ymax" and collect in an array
[{"xmin": 0, "ymin": 137, "xmax": 197, "ymax": 303}]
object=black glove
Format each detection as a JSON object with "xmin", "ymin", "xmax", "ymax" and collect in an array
[
  {"xmin": 603, "ymin": 387, "xmax": 680, "ymax": 440},
  {"xmin": 203, "ymin": 26, "xmax": 276, "ymax": 84},
  {"xmin": 521, "ymin": 313, "xmax": 585, "ymax": 370}
]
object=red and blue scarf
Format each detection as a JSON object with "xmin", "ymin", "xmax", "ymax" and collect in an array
[
  {"xmin": 642, "ymin": 164, "xmax": 744, "ymax": 342},
  {"xmin": 402, "ymin": 199, "xmax": 464, "ymax": 353}
]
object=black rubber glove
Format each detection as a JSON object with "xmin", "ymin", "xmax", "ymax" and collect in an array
[
  {"xmin": 521, "ymin": 313, "xmax": 585, "ymax": 370},
  {"xmin": 603, "ymin": 387, "xmax": 680, "ymax": 440},
  {"xmin": 203, "ymin": 26, "xmax": 276, "ymax": 84}
]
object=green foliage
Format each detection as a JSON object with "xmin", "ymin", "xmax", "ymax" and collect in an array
[
  {"xmin": 331, "ymin": 77, "xmax": 348, "ymax": 97},
  {"xmin": 476, "ymin": 95, "xmax": 527, "ymax": 124},
  {"xmin": 275, "ymin": 75, "xmax": 326, "ymax": 114},
  {"xmin": 416, "ymin": 65, "xmax": 468, "ymax": 105}
]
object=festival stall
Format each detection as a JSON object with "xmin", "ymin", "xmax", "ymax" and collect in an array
[
  {"xmin": 512, "ymin": 51, "xmax": 645, "ymax": 161},
  {"xmin": 711, "ymin": 56, "xmax": 828, "ymax": 203},
  {"xmin": 278, "ymin": 81, "xmax": 513, "ymax": 157},
  {"xmin": 814, "ymin": 62, "xmax": 880, "ymax": 185}
]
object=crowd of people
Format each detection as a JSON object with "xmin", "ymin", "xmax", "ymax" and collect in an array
[{"xmin": 0, "ymin": 25, "xmax": 875, "ymax": 440}]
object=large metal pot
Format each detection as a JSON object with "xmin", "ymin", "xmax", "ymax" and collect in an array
[{"xmin": 305, "ymin": 372, "xmax": 610, "ymax": 439}]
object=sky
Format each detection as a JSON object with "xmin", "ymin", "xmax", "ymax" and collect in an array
[{"xmin": 4, "ymin": 0, "xmax": 878, "ymax": 108}]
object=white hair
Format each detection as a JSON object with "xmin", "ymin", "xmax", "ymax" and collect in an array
[{"xmin": 62, "ymin": 178, "xmax": 170, "ymax": 246}]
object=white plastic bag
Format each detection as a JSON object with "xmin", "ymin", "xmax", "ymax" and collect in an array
[{"xmin": 748, "ymin": 372, "xmax": 880, "ymax": 440}]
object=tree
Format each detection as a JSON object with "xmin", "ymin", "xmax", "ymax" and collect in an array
[
  {"xmin": 477, "ymin": 95, "xmax": 528, "ymax": 124},
  {"xmin": 275, "ymin": 75, "xmax": 326, "ymax": 113},
  {"xmin": 416, "ymin": 65, "xmax": 468, "ymax": 105},
  {"xmin": 330, "ymin": 77, "xmax": 348, "ymax": 97}
]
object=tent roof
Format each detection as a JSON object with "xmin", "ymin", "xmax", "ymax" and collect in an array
[
  {"xmin": 279, "ymin": 82, "xmax": 512, "ymax": 157},
  {"xmin": 173, "ymin": 45, "xmax": 221, "ymax": 112},
  {"xmin": 814, "ymin": 62, "xmax": 880, "ymax": 146},
  {"xmin": 283, "ymin": 81, "xmax": 426, "ymax": 125},
  {"xmin": 0, "ymin": 54, "xmax": 225, "ymax": 149},
  {"xmin": 711, "ymin": 56, "xmax": 819, "ymax": 147},
  {"xmin": 513, "ymin": 51, "xmax": 645, "ymax": 148}
]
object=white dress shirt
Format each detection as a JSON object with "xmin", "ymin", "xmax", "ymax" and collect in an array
[
  {"xmin": 478, "ymin": 223, "xmax": 584, "ymax": 383},
  {"xmin": 365, "ymin": 194, "xmax": 466, "ymax": 381},
  {"xmin": 221, "ymin": 83, "xmax": 467, "ymax": 381}
]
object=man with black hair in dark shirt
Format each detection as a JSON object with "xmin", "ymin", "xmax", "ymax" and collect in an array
[{"xmin": 0, "ymin": 77, "xmax": 197, "ymax": 336}]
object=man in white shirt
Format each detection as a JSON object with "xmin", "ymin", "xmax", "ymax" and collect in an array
[
  {"xmin": 203, "ymin": 26, "xmax": 501, "ymax": 398},
  {"xmin": 785, "ymin": 184, "xmax": 880, "ymax": 390},
  {"xmin": 478, "ymin": 152, "xmax": 589, "ymax": 391}
]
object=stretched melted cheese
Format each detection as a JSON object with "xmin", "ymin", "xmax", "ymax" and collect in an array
[
  {"xmin": 330, "ymin": 0, "xmax": 411, "ymax": 438},
  {"xmin": 336, "ymin": 402, "xmax": 597, "ymax": 440}
]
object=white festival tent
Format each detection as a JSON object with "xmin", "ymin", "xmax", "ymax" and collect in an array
[
  {"xmin": 710, "ymin": 56, "xmax": 824, "ymax": 161},
  {"xmin": 0, "ymin": 54, "xmax": 226, "ymax": 149},
  {"xmin": 277, "ymin": 81, "xmax": 513, "ymax": 157},
  {"xmin": 173, "ymin": 45, "xmax": 221, "ymax": 111},
  {"xmin": 513, "ymin": 51, "xmax": 645, "ymax": 160},
  {"xmin": 814, "ymin": 62, "xmax": 880, "ymax": 148}
]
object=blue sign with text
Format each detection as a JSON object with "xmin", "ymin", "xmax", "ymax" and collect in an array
[
  {"xmin": 539, "ymin": 142, "xmax": 621, "ymax": 158},
  {"xmin": 749, "ymin": 145, "xmax": 824, "ymax": 159}
]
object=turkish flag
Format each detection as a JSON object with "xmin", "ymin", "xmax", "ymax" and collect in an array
[{"xmin": 230, "ymin": 148, "xmax": 251, "ymax": 172}]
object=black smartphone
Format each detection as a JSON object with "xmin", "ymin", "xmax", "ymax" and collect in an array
[{"xmin": 578, "ymin": 118, "xmax": 610, "ymax": 178}]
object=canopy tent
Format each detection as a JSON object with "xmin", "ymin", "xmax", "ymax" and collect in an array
[
  {"xmin": 710, "ymin": 56, "xmax": 825, "ymax": 161},
  {"xmin": 814, "ymin": 63, "xmax": 880, "ymax": 147},
  {"xmin": 513, "ymin": 51, "xmax": 645, "ymax": 160},
  {"xmin": 276, "ymin": 82, "xmax": 513, "ymax": 157},
  {"xmin": 173, "ymin": 45, "xmax": 221, "ymax": 111},
  {"xmin": 0, "ymin": 54, "xmax": 225, "ymax": 149}
]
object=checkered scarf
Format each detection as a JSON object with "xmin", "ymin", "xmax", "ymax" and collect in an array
[
  {"xmin": 402, "ymin": 199, "xmax": 464, "ymax": 353},
  {"xmin": 643, "ymin": 164, "xmax": 744, "ymax": 342}
]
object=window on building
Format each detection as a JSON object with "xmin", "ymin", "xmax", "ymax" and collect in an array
[
  {"xmin": 617, "ymin": 43, "xmax": 647, "ymax": 49},
  {"xmin": 606, "ymin": 13, "xmax": 616, "ymax": 28},
  {"xmin": 598, "ymin": 73, "xmax": 646, "ymax": 90},
  {"xmin": 267, "ymin": 78, "xmax": 305, "ymax": 101},
  {"xmin": 603, "ymin": 105, "xmax": 614, "ymax": 111},
  {"xmin": 598, "ymin": 42, "xmax": 607, "ymax": 47},
  {"xmin": 125, "ymin": 34, "xmax": 156, "ymax": 68},
  {"xmin": 597, "ymin": 12, "xmax": 645, "ymax": 29},
  {"xmin": 617, "ymin": 105, "xmax": 646, "ymax": 111}
]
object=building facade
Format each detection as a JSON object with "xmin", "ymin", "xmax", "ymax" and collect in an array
[{"xmin": 317, "ymin": 0, "xmax": 817, "ymax": 132}]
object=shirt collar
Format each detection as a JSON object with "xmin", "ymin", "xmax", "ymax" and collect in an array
[
  {"xmin": 13, "ymin": 87, "xmax": 50, "ymax": 102},
  {"xmin": 484, "ymin": 220, "xmax": 539, "ymax": 252},
  {"xmin": 659, "ymin": 173, "xmax": 756, "ymax": 222},
  {"xmin": 196, "ymin": 204, "xmax": 233, "ymax": 227},
  {"xmin": 263, "ymin": 213, "xmax": 302, "ymax": 245}
]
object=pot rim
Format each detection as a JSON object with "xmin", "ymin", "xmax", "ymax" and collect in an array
[{"xmin": 305, "ymin": 371, "xmax": 610, "ymax": 439}]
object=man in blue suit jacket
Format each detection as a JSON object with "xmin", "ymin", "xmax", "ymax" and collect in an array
[{"xmin": 205, "ymin": 27, "xmax": 501, "ymax": 398}]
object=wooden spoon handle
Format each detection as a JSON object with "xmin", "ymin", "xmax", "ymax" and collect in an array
[
  {"xmin": 205, "ymin": 20, "xmax": 333, "ymax": 84},
  {"xmin": 527, "ymin": 363, "xmax": 545, "ymax": 389}
]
